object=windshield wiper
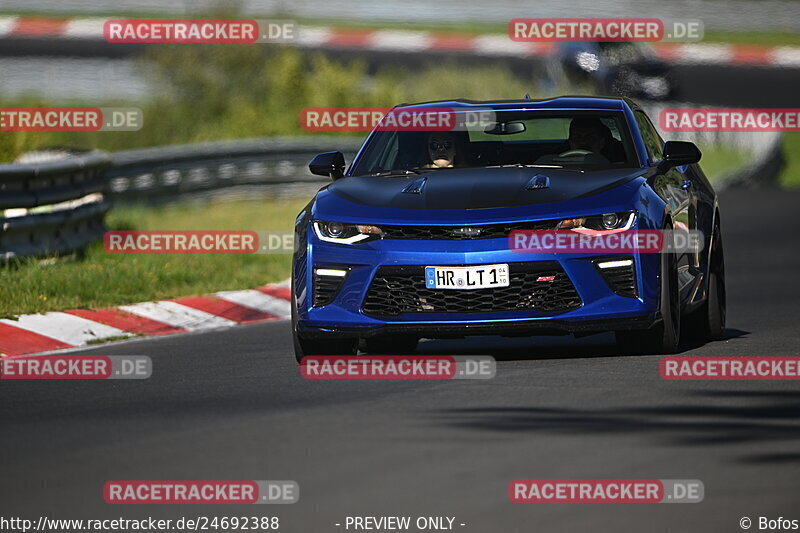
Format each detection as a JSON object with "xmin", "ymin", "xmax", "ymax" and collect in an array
[
  {"xmin": 487, "ymin": 164, "xmax": 586, "ymax": 173},
  {"xmin": 488, "ymin": 163, "xmax": 535, "ymax": 167},
  {"xmin": 361, "ymin": 168, "xmax": 425, "ymax": 177}
]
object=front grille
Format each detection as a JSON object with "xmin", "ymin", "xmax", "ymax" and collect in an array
[
  {"xmin": 596, "ymin": 261, "xmax": 638, "ymax": 298},
  {"xmin": 362, "ymin": 262, "xmax": 581, "ymax": 317},
  {"xmin": 379, "ymin": 220, "xmax": 558, "ymax": 240}
]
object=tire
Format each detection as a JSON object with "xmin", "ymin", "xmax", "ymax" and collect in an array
[
  {"xmin": 693, "ymin": 225, "xmax": 726, "ymax": 342},
  {"xmin": 616, "ymin": 248, "xmax": 681, "ymax": 354},
  {"xmin": 362, "ymin": 336, "xmax": 419, "ymax": 355},
  {"xmin": 703, "ymin": 272, "xmax": 725, "ymax": 340}
]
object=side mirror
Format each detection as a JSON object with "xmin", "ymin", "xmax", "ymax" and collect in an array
[
  {"xmin": 657, "ymin": 141, "xmax": 701, "ymax": 172},
  {"xmin": 309, "ymin": 151, "xmax": 345, "ymax": 180}
]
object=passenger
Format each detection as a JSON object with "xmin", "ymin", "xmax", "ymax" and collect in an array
[{"xmin": 425, "ymin": 132, "xmax": 457, "ymax": 168}]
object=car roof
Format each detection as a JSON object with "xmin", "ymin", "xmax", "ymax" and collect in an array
[{"xmin": 394, "ymin": 96, "xmax": 636, "ymax": 112}]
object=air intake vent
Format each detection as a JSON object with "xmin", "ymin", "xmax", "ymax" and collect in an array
[
  {"xmin": 313, "ymin": 267, "xmax": 348, "ymax": 307},
  {"xmin": 595, "ymin": 259, "xmax": 637, "ymax": 298}
]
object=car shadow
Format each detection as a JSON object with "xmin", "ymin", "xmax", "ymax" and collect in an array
[
  {"xmin": 427, "ymin": 389, "xmax": 800, "ymax": 464},
  {"xmin": 416, "ymin": 327, "xmax": 750, "ymax": 361},
  {"xmin": 680, "ymin": 327, "xmax": 750, "ymax": 351}
]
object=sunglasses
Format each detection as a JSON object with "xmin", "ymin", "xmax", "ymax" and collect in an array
[{"xmin": 429, "ymin": 140, "xmax": 453, "ymax": 151}]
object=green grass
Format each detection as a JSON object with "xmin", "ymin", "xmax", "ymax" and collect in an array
[
  {"xmin": 0, "ymin": 45, "xmax": 545, "ymax": 161},
  {"xmin": 701, "ymin": 30, "xmax": 800, "ymax": 48},
  {"xmin": 694, "ymin": 144, "xmax": 749, "ymax": 182},
  {"xmin": 780, "ymin": 133, "xmax": 800, "ymax": 187},
  {"xmin": 0, "ymin": 129, "xmax": 35, "ymax": 164},
  {"xmin": 0, "ymin": 198, "xmax": 308, "ymax": 317}
]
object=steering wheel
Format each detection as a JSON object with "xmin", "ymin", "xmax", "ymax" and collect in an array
[{"xmin": 557, "ymin": 149, "xmax": 593, "ymax": 157}]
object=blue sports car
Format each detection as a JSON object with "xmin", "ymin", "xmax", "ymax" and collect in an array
[{"xmin": 291, "ymin": 96, "xmax": 725, "ymax": 361}]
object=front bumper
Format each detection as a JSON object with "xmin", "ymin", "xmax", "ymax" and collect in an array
[
  {"xmin": 294, "ymin": 229, "xmax": 662, "ymax": 339},
  {"xmin": 297, "ymin": 314, "xmax": 661, "ymax": 339}
]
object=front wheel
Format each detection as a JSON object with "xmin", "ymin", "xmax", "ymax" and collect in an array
[
  {"xmin": 701, "ymin": 271, "xmax": 725, "ymax": 341},
  {"xmin": 616, "ymin": 250, "xmax": 681, "ymax": 354},
  {"xmin": 694, "ymin": 225, "xmax": 726, "ymax": 342}
]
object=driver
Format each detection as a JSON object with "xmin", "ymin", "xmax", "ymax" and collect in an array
[
  {"xmin": 425, "ymin": 132, "xmax": 456, "ymax": 168},
  {"xmin": 534, "ymin": 117, "xmax": 615, "ymax": 164},
  {"xmin": 567, "ymin": 117, "xmax": 607, "ymax": 154}
]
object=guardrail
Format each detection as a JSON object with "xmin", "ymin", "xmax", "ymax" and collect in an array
[
  {"xmin": 106, "ymin": 136, "xmax": 361, "ymax": 203},
  {"xmin": 0, "ymin": 132, "xmax": 782, "ymax": 261},
  {"xmin": 714, "ymin": 132, "xmax": 785, "ymax": 188},
  {"xmin": 0, "ymin": 137, "xmax": 361, "ymax": 260},
  {"xmin": 0, "ymin": 150, "xmax": 111, "ymax": 260}
]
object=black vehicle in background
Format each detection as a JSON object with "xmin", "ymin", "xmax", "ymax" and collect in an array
[{"xmin": 553, "ymin": 41, "xmax": 678, "ymax": 100}]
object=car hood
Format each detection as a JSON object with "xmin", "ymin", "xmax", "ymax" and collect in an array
[{"xmin": 326, "ymin": 167, "xmax": 644, "ymax": 210}]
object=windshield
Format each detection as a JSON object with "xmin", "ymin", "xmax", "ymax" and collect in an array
[{"xmin": 350, "ymin": 110, "xmax": 639, "ymax": 176}]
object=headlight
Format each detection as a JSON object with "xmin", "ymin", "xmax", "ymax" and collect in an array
[
  {"xmin": 313, "ymin": 221, "xmax": 384, "ymax": 244},
  {"xmin": 557, "ymin": 211, "xmax": 636, "ymax": 231}
]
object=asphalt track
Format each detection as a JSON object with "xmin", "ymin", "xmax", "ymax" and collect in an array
[{"xmin": 1, "ymin": 186, "xmax": 799, "ymax": 532}]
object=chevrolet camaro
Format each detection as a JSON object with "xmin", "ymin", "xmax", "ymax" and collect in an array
[{"xmin": 291, "ymin": 96, "xmax": 725, "ymax": 361}]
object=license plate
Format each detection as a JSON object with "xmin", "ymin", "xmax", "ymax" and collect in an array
[{"xmin": 425, "ymin": 264, "xmax": 509, "ymax": 290}]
